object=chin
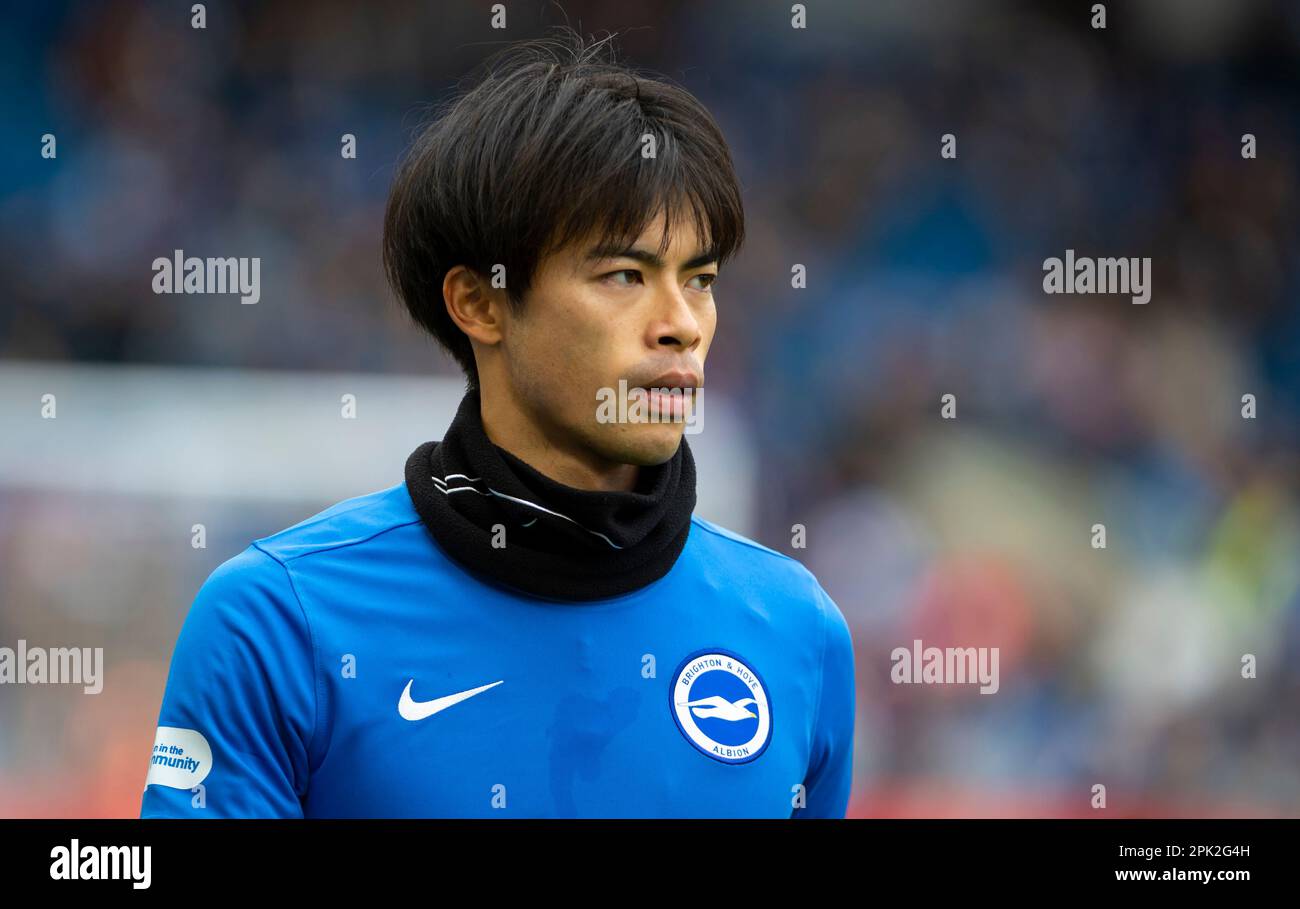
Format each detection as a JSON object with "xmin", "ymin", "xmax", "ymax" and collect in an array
[{"xmin": 599, "ymin": 423, "xmax": 685, "ymax": 467}]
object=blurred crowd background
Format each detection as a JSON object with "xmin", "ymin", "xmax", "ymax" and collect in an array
[{"xmin": 2, "ymin": 0, "xmax": 1299, "ymax": 817}]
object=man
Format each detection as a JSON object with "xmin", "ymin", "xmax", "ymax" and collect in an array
[{"xmin": 141, "ymin": 29, "xmax": 855, "ymax": 818}]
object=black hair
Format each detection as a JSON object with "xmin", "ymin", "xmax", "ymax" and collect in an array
[{"xmin": 382, "ymin": 27, "xmax": 746, "ymax": 389}]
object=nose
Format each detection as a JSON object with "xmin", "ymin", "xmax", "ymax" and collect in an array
[{"xmin": 648, "ymin": 281, "xmax": 703, "ymax": 352}]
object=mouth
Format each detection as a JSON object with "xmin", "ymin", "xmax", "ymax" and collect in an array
[{"xmin": 627, "ymin": 376, "xmax": 700, "ymax": 423}]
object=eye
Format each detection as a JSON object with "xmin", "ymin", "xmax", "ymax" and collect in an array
[
  {"xmin": 603, "ymin": 269, "xmax": 643, "ymax": 287},
  {"xmin": 689, "ymin": 273, "xmax": 718, "ymax": 292}
]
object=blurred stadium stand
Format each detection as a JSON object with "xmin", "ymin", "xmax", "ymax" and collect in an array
[{"xmin": 2, "ymin": 0, "xmax": 1299, "ymax": 816}]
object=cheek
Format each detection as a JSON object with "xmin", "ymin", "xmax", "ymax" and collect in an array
[
  {"xmin": 508, "ymin": 302, "xmax": 600, "ymax": 401},
  {"xmin": 541, "ymin": 294, "xmax": 624, "ymax": 370},
  {"xmin": 555, "ymin": 303, "xmax": 612, "ymax": 372},
  {"xmin": 698, "ymin": 304, "xmax": 718, "ymax": 357}
]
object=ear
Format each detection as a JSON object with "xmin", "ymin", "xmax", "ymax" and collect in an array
[{"xmin": 443, "ymin": 264, "xmax": 507, "ymax": 346}]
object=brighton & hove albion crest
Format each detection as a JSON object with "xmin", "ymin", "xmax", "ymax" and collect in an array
[{"xmin": 669, "ymin": 648, "xmax": 772, "ymax": 764}]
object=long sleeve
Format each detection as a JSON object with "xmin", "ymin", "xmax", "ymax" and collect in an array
[
  {"xmin": 793, "ymin": 584, "xmax": 856, "ymax": 818},
  {"xmin": 140, "ymin": 544, "xmax": 318, "ymax": 818}
]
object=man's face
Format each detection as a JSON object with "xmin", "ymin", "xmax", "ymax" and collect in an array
[{"xmin": 499, "ymin": 210, "xmax": 717, "ymax": 468}]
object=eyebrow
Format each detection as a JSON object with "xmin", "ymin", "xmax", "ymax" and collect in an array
[{"xmin": 584, "ymin": 243, "xmax": 719, "ymax": 271}]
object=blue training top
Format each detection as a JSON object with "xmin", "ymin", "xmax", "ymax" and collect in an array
[{"xmin": 140, "ymin": 482, "xmax": 856, "ymax": 818}]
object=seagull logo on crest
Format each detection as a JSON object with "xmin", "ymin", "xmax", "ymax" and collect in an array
[{"xmin": 685, "ymin": 695, "xmax": 758, "ymax": 722}]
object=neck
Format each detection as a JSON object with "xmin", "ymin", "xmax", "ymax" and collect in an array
[
  {"xmin": 403, "ymin": 384, "xmax": 698, "ymax": 601},
  {"xmin": 477, "ymin": 382, "xmax": 639, "ymax": 493}
]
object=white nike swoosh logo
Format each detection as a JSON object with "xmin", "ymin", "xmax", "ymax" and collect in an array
[{"xmin": 398, "ymin": 678, "xmax": 504, "ymax": 722}]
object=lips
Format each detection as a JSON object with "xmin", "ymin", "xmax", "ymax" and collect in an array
[{"xmin": 636, "ymin": 371, "xmax": 701, "ymax": 391}]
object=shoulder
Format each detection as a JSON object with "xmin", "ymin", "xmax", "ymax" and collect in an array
[
  {"xmin": 688, "ymin": 513, "xmax": 798, "ymax": 565},
  {"xmin": 189, "ymin": 482, "xmax": 421, "ymax": 617},
  {"xmin": 687, "ymin": 514, "xmax": 852, "ymax": 678},
  {"xmin": 687, "ymin": 515, "xmax": 844, "ymax": 623},
  {"xmin": 251, "ymin": 482, "xmax": 423, "ymax": 566}
]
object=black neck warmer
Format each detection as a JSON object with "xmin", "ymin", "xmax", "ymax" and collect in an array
[{"xmin": 404, "ymin": 387, "xmax": 697, "ymax": 602}]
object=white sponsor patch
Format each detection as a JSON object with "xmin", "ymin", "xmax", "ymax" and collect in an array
[{"xmin": 145, "ymin": 726, "xmax": 212, "ymax": 789}]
